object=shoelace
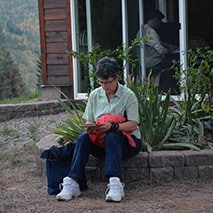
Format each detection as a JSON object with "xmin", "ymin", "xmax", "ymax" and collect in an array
[
  {"xmin": 59, "ymin": 183, "xmax": 63, "ymax": 191},
  {"xmin": 105, "ymin": 183, "xmax": 125, "ymax": 195}
]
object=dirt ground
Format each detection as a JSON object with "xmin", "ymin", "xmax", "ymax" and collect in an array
[
  {"xmin": 0, "ymin": 114, "xmax": 213, "ymax": 213},
  {"xmin": 1, "ymin": 142, "xmax": 213, "ymax": 212}
]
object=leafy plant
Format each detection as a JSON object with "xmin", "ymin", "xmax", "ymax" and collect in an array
[
  {"xmin": 170, "ymin": 48, "xmax": 213, "ymax": 148},
  {"xmin": 53, "ymin": 94, "xmax": 86, "ymax": 142},
  {"xmin": 68, "ymin": 38, "xmax": 144, "ymax": 93},
  {"xmin": 128, "ymin": 75, "xmax": 200, "ymax": 153}
]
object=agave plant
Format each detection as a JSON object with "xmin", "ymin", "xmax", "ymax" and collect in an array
[
  {"xmin": 128, "ymin": 75, "xmax": 201, "ymax": 153},
  {"xmin": 128, "ymin": 76, "xmax": 173, "ymax": 153}
]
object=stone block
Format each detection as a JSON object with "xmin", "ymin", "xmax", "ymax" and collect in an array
[
  {"xmin": 149, "ymin": 151, "xmax": 185, "ymax": 167},
  {"xmin": 36, "ymin": 134, "xmax": 62, "ymax": 153},
  {"xmin": 35, "ymin": 101, "xmax": 58, "ymax": 110},
  {"xmin": 20, "ymin": 111, "xmax": 37, "ymax": 118},
  {"xmin": 85, "ymin": 166, "xmax": 100, "ymax": 182},
  {"xmin": 0, "ymin": 114, "xmax": 8, "ymax": 122},
  {"xmin": 174, "ymin": 166, "xmax": 199, "ymax": 180},
  {"xmin": 150, "ymin": 167, "xmax": 174, "ymax": 181},
  {"xmin": 183, "ymin": 150, "xmax": 213, "ymax": 166},
  {"xmin": 198, "ymin": 165, "xmax": 213, "ymax": 180},
  {"xmin": 7, "ymin": 112, "xmax": 21, "ymax": 120},
  {"xmin": 122, "ymin": 152, "xmax": 148, "ymax": 168},
  {"xmin": 0, "ymin": 104, "xmax": 15, "ymax": 112},
  {"xmin": 15, "ymin": 103, "xmax": 35, "ymax": 112},
  {"xmin": 124, "ymin": 168, "xmax": 149, "ymax": 182},
  {"xmin": 36, "ymin": 134, "xmax": 62, "ymax": 179},
  {"xmin": 41, "ymin": 86, "xmax": 61, "ymax": 100},
  {"xmin": 87, "ymin": 156, "xmax": 104, "ymax": 167}
]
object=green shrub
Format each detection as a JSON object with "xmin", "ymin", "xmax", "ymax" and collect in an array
[
  {"xmin": 128, "ymin": 76, "xmax": 200, "ymax": 153},
  {"xmin": 53, "ymin": 97, "xmax": 86, "ymax": 142}
]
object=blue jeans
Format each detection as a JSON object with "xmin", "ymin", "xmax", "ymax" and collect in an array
[{"xmin": 68, "ymin": 132, "xmax": 142, "ymax": 189}]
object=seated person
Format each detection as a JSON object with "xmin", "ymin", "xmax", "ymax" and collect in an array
[{"xmin": 56, "ymin": 56, "xmax": 142, "ymax": 202}]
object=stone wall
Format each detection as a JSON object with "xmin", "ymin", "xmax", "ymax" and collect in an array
[
  {"xmin": 36, "ymin": 134, "xmax": 213, "ymax": 183},
  {"xmin": 86, "ymin": 150, "xmax": 213, "ymax": 182},
  {"xmin": 0, "ymin": 100, "xmax": 66, "ymax": 122}
]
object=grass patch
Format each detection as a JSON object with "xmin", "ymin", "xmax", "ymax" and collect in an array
[
  {"xmin": 26, "ymin": 120, "xmax": 41, "ymax": 142},
  {"xmin": 0, "ymin": 91, "xmax": 41, "ymax": 104},
  {"xmin": 0, "ymin": 127, "xmax": 20, "ymax": 138},
  {"xmin": 0, "ymin": 143, "xmax": 36, "ymax": 170}
]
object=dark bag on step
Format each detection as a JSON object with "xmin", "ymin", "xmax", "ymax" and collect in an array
[{"xmin": 40, "ymin": 142, "xmax": 75, "ymax": 195}]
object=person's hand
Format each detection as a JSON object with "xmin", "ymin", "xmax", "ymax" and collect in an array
[
  {"xmin": 96, "ymin": 122, "xmax": 112, "ymax": 133},
  {"xmin": 163, "ymin": 42, "xmax": 176, "ymax": 53},
  {"xmin": 85, "ymin": 122, "xmax": 112, "ymax": 134}
]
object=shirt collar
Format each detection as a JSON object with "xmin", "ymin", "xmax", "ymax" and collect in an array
[{"xmin": 99, "ymin": 82, "xmax": 122, "ymax": 98}]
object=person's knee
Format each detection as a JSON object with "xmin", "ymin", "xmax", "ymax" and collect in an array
[
  {"xmin": 104, "ymin": 132, "xmax": 122, "ymax": 146},
  {"xmin": 76, "ymin": 132, "xmax": 91, "ymax": 148},
  {"xmin": 77, "ymin": 132, "xmax": 89, "ymax": 141}
]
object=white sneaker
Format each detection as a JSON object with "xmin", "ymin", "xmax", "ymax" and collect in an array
[
  {"xmin": 105, "ymin": 177, "xmax": 125, "ymax": 202},
  {"xmin": 56, "ymin": 177, "xmax": 81, "ymax": 201}
]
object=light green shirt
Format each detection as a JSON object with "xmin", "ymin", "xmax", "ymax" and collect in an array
[{"xmin": 83, "ymin": 83, "xmax": 141, "ymax": 139}]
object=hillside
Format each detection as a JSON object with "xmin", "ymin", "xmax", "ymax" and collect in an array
[{"xmin": 0, "ymin": 0, "xmax": 40, "ymax": 91}]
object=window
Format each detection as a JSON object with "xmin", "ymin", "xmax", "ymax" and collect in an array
[
  {"xmin": 71, "ymin": 0, "xmax": 122, "ymax": 99},
  {"xmin": 71, "ymin": 0, "xmax": 212, "ymax": 99}
]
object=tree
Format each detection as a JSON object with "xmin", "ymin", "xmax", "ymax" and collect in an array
[{"xmin": 0, "ymin": 46, "xmax": 26, "ymax": 99}]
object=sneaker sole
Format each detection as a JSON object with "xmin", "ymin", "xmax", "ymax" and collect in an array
[
  {"xmin": 105, "ymin": 195, "xmax": 122, "ymax": 202},
  {"xmin": 56, "ymin": 192, "xmax": 81, "ymax": 201}
]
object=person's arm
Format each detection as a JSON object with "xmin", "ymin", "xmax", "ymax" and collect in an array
[
  {"xmin": 117, "ymin": 120, "xmax": 138, "ymax": 132},
  {"xmin": 89, "ymin": 120, "xmax": 137, "ymax": 134},
  {"xmin": 122, "ymin": 91, "xmax": 140, "ymax": 132},
  {"xmin": 146, "ymin": 28, "xmax": 168, "ymax": 55}
]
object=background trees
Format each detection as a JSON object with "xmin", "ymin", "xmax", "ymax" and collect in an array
[
  {"xmin": 0, "ymin": 0, "xmax": 40, "ymax": 98},
  {"xmin": 0, "ymin": 47, "xmax": 26, "ymax": 99}
]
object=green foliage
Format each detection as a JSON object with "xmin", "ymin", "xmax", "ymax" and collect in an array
[
  {"xmin": 0, "ymin": 127, "xmax": 20, "ymax": 140},
  {"xmin": 68, "ymin": 38, "xmax": 144, "ymax": 93},
  {"xmin": 167, "ymin": 48, "xmax": 213, "ymax": 149},
  {"xmin": 0, "ymin": 91, "xmax": 41, "ymax": 104},
  {"xmin": 0, "ymin": 46, "xmax": 26, "ymax": 99},
  {"xmin": 128, "ymin": 76, "xmax": 200, "ymax": 153},
  {"xmin": 0, "ymin": 0, "xmax": 40, "ymax": 93},
  {"xmin": 53, "ymin": 94, "xmax": 86, "ymax": 142},
  {"xmin": 26, "ymin": 121, "xmax": 40, "ymax": 142},
  {"xmin": 175, "ymin": 48, "xmax": 213, "ymax": 121}
]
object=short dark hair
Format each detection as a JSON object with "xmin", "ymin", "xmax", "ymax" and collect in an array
[
  {"xmin": 96, "ymin": 56, "xmax": 119, "ymax": 79},
  {"xmin": 148, "ymin": 9, "xmax": 165, "ymax": 20}
]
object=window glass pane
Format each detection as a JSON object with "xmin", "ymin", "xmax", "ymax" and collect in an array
[
  {"xmin": 90, "ymin": 0, "xmax": 122, "ymax": 50},
  {"xmin": 134, "ymin": 0, "xmax": 181, "ymax": 94},
  {"xmin": 157, "ymin": 0, "xmax": 180, "ymax": 95},
  {"xmin": 74, "ymin": 0, "xmax": 122, "ymax": 94},
  {"xmin": 74, "ymin": 0, "xmax": 88, "ymax": 93},
  {"xmin": 188, "ymin": 0, "xmax": 213, "ymax": 49}
]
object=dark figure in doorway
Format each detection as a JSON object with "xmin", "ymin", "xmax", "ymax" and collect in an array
[
  {"xmin": 137, "ymin": 9, "xmax": 180, "ymax": 93},
  {"xmin": 158, "ymin": 21, "xmax": 181, "ymax": 94}
]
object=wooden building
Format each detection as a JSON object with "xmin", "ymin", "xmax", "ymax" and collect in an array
[
  {"xmin": 38, "ymin": 0, "xmax": 73, "ymax": 98},
  {"xmin": 38, "ymin": 0, "xmax": 213, "ymax": 100}
]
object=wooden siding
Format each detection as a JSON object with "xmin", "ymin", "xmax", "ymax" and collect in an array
[{"xmin": 38, "ymin": 0, "xmax": 73, "ymax": 90}]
